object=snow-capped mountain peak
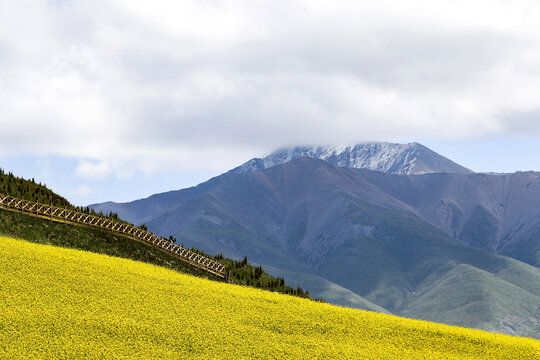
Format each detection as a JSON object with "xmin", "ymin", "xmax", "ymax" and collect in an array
[{"xmin": 234, "ymin": 142, "xmax": 472, "ymax": 175}]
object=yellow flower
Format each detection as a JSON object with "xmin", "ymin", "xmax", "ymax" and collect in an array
[{"xmin": 1, "ymin": 236, "xmax": 538, "ymax": 359}]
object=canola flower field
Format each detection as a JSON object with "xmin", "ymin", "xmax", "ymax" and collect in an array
[{"xmin": 1, "ymin": 236, "xmax": 539, "ymax": 359}]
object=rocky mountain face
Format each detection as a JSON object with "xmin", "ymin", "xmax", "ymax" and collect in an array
[
  {"xmin": 90, "ymin": 144, "xmax": 540, "ymax": 337},
  {"xmin": 354, "ymin": 170, "xmax": 540, "ymax": 267},
  {"xmin": 233, "ymin": 142, "xmax": 473, "ymax": 175}
]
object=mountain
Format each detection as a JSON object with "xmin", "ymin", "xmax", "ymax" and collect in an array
[
  {"xmin": 233, "ymin": 142, "xmax": 473, "ymax": 175},
  {"xmin": 90, "ymin": 142, "xmax": 471, "ymax": 226},
  {"xmin": 353, "ymin": 170, "xmax": 540, "ymax": 267},
  {"xmin": 91, "ymin": 157, "xmax": 540, "ymax": 337}
]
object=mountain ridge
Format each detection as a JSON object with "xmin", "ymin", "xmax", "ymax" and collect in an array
[
  {"xmin": 90, "ymin": 141, "xmax": 471, "ymax": 224},
  {"xmin": 233, "ymin": 142, "xmax": 473, "ymax": 175}
]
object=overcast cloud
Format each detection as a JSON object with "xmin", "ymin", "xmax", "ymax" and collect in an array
[{"xmin": 2, "ymin": 0, "xmax": 540, "ymax": 179}]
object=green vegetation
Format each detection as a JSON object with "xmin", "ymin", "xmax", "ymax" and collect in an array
[
  {"xmin": 0, "ymin": 168, "xmax": 70, "ymax": 207},
  {"xmin": 218, "ymin": 255, "xmax": 311, "ymax": 298},
  {"xmin": 316, "ymin": 199, "xmax": 540, "ymax": 337},
  {"xmin": 0, "ymin": 168, "xmax": 120, "ymax": 220},
  {"xmin": 0, "ymin": 169, "xmax": 311, "ymax": 299},
  {"xmin": 0, "ymin": 209, "xmax": 222, "ymax": 279}
]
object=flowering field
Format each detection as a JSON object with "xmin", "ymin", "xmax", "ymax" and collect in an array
[{"xmin": 1, "ymin": 236, "xmax": 538, "ymax": 359}]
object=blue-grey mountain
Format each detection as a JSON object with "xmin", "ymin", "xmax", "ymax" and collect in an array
[{"xmin": 91, "ymin": 143, "xmax": 540, "ymax": 338}]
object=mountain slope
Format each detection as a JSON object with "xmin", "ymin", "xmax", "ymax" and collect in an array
[
  {"xmin": 93, "ymin": 158, "xmax": 540, "ymax": 337},
  {"xmin": 2, "ymin": 236, "xmax": 538, "ymax": 359},
  {"xmin": 353, "ymin": 170, "xmax": 540, "ymax": 267},
  {"xmin": 234, "ymin": 142, "xmax": 473, "ymax": 175}
]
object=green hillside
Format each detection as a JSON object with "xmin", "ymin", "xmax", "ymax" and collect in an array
[
  {"xmin": 315, "ymin": 202, "xmax": 540, "ymax": 338},
  {"xmin": 1, "ymin": 236, "xmax": 538, "ymax": 359},
  {"xmin": 0, "ymin": 170, "xmax": 309, "ymax": 298},
  {"xmin": 0, "ymin": 168, "xmax": 70, "ymax": 208}
]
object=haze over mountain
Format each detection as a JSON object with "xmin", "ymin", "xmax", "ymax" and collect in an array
[
  {"xmin": 234, "ymin": 142, "xmax": 473, "ymax": 175},
  {"xmin": 91, "ymin": 143, "xmax": 540, "ymax": 337}
]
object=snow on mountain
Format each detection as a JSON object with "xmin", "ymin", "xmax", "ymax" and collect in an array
[{"xmin": 234, "ymin": 142, "xmax": 473, "ymax": 175}]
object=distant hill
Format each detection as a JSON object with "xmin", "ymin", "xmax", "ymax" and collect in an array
[
  {"xmin": 2, "ymin": 236, "xmax": 538, "ymax": 359},
  {"xmin": 92, "ymin": 157, "xmax": 540, "ymax": 337},
  {"xmin": 233, "ymin": 142, "xmax": 473, "ymax": 175}
]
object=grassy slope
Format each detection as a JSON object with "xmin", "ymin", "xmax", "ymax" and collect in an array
[
  {"xmin": 0, "ymin": 169, "xmax": 70, "ymax": 208},
  {"xmin": 400, "ymin": 263, "xmax": 540, "ymax": 336},
  {"xmin": 0, "ymin": 209, "xmax": 313, "ymax": 298},
  {"xmin": 0, "ymin": 169, "xmax": 311, "ymax": 297},
  {"xmin": 0, "ymin": 209, "xmax": 221, "ymax": 280},
  {"xmin": 1, "ymin": 236, "xmax": 538, "ymax": 360}
]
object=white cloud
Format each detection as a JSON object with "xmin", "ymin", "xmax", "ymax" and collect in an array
[
  {"xmin": 1, "ymin": 0, "xmax": 540, "ymax": 177},
  {"xmin": 75, "ymin": 160, "xmax": 112, "ymax": 179},
  {"xmin": 74, "ymin": 185, "xmax": 92, "ymax": 197}
]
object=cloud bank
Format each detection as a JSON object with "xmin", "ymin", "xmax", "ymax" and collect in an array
[{"xmin": 1, "ymin": 0, "xmax": 540, "ymax": 177}]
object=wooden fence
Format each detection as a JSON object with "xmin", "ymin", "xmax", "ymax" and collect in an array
[{"xmin": 0, "ymin": 194, "xmax": 226, "ymax": 278}]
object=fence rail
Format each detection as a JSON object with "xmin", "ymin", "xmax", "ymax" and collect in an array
[{"xmin": 0, "ymin": 194, "xmax": 226, "ymax": 278}]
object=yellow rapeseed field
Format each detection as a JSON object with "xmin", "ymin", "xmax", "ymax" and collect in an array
[{"xmin": 0, "ymin": 236, "xmax": 538, "ymax": 359}]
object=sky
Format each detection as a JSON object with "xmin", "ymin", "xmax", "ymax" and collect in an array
[{"xmin": 2, "ymin": 0, "xmax": 540, "ymax": 205}]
